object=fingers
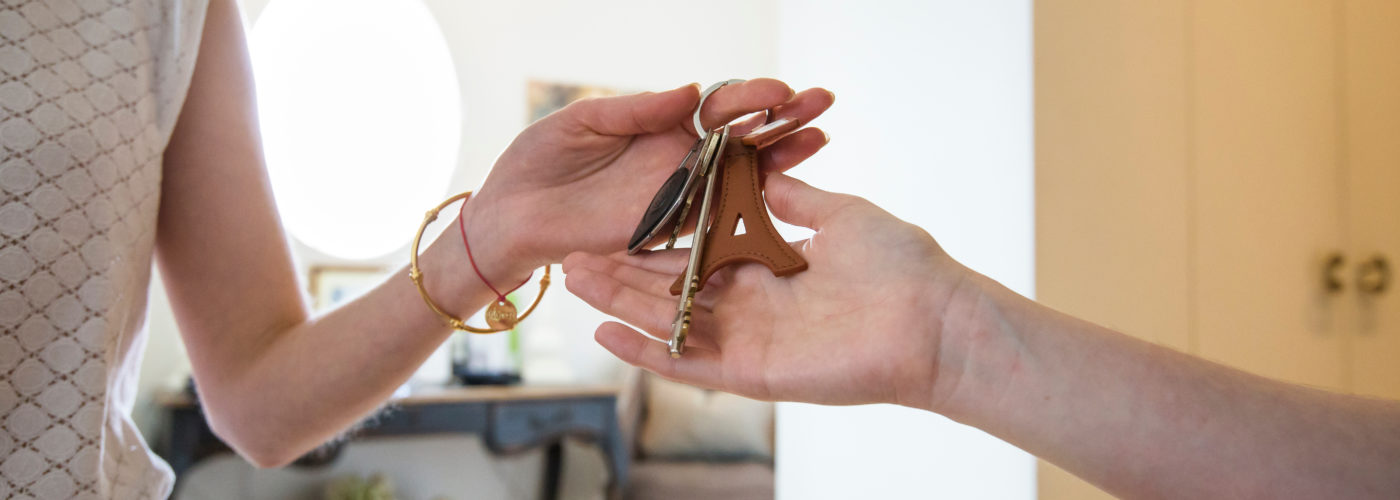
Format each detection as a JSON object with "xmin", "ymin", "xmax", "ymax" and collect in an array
[
  {"xmin": 565, "ymin": 81, "xmax": 834, "ymax": 142},
  {"xmin": 728, "ymin": 111, "xmax": 772, "ymax": 136},
  {"xmin": 565, "ymin": 252, "xmax": 681, "ymax": 300},
  {"xmin": 769, "ymin": 87, "xmax": 835, "ymax": 129},
  {"xmin": 567, "ymin": 250, "xmax": 725, "ymax": 309},
  {"xmin": 563, "ymin": 266, "xmax": 673, "ymax": 337},
  {"xmin": 607, "ymin": 249, "xmax": 688, "ymax": 275},
  {"xmin": 595, "ymin": 322, "xmax": 729, "ymax": 391},
  {"xmin": 691, "ymin": 78, "xmax": 793, "ymax": 135},
  {"xmin": 727, "ymin": 86, "xmax": 835, "ymax": 135},
  {"xmin": 722, "ymin": 87, "xmax": 833, "ymax": 173},
  {"xmin": 760, "ymin": 127, "xmax": 828, "ymax": 174},
  {"xmin": 563, "ymin": 261, "xmax": 720, "ymax": 351},
  {"xmin": 565, "ymin": 248, "xmax": 689, "ymax": 277},
  {"xmin": 568, "ymin": 83, "xmax": 700, "ymax": 136},
  {"xmin": 764, "ymin": 173, "xmax": 855, "ymax": 230}
]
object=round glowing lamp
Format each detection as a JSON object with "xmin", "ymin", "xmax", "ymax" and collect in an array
[{"xmin": 250, "ymin": 0, "xmax": 461, "ymax": 260}]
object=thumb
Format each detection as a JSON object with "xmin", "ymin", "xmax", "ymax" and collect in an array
[
  {"xmin": 566, "ymin": 83, "xmax": 700, "ymax": 136},
  {"xmin": 764, "ymin": 173, "xmax": 855, "ymax": 230}
]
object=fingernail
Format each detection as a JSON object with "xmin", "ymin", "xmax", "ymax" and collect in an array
[
  {"xmin": 824, "ymin": 88, "xmax": 836, "ymax": 103},
  {"xmin": 822, "ymin": 130, "xmax": 831, "ymax": 144}
]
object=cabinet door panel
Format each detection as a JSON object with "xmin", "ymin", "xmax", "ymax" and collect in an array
[
  {"xmin": 1344, "ymin": 0, "xmax": 1400, "ymax": 399},
  {"xmin": 1192, "ymin": 1, "xmax": 1346, "ymax": 389},
  {"xmin": 1036, "ymin": 0, "xmax": 1192, "ymax": 350},
  {"xmin": 1035, "ymin": 1, "xmax": 1189, "ymax": 498}
]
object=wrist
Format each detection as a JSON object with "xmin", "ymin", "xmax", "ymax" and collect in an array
[
  {"xmin": 418, "ymin": 192, "xmax": 537, "ymax": 316},
  {"xmin": 923, "ymin": 267, "xmax": 1033, "ymax": 419},
  {"xmin": 459, "ymin": 191, "xmax": 540, "ymax": 281}
]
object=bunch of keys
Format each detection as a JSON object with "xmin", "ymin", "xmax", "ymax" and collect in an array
[{"xmin": 628, "ymin": 80, "xmax": 809, "ymax": 357}]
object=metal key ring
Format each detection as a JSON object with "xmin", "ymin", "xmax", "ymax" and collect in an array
[{"xmin": 694, "ymin": 79, "xmax": 746, "ymax": 139}]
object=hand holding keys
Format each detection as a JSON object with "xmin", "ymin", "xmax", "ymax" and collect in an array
[{"xmin": 628, "ymin": 80, "xmax": 810, "ymax": 357}]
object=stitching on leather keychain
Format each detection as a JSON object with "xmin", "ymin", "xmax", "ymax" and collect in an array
[
  {"xmin": 709, "ymin": 147, "xmax": 797, "ymax": 268},
  {"xmin": 695, "ymin": 146, "xmax": 799, "ymax": 283},
  {"xmin": 742, "ymin": 147, "xmax": 799, "ymax": 268}
]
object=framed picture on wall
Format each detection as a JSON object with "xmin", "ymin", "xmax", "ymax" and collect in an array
[
  {"xmin": 308, "ymin": 266, "xmax": 390, "ymax": 310},
  {"xmin": 526, "ymin": 80, "xmax": 622, "ymax": 123}
]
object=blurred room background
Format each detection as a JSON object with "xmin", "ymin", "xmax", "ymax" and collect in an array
[{"xmin": 131, "ymin": 0, "xmax": 1398, "ymax": 499}]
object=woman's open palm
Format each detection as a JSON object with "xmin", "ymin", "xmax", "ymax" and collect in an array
[{"xmin": 562, "ymin": 174, "xmax": 964, "ymax": 409}]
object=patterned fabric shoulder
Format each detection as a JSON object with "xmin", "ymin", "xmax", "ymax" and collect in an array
[{"xmin": 1, "ymin": 0, "xmax": 209, "ymax": 498}]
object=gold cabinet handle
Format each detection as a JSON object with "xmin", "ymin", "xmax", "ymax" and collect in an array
[
  {"xmin": 1323, "ymin": 253, "xmax": 1346, "ymax": 294},
  {"xmin": 1357, "ymin": 255, "xmax": 1391, "ymax": 296}
]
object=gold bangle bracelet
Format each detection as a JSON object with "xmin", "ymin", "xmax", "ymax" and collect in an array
[{"xmin": 408, "ymin": 191, "xmax": 550, "ymax": 334}]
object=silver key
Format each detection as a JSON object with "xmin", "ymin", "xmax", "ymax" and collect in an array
[
  {"xmin": 625, "ymin": 80, "xmax": 746, "ymax": 357},
  {"xmin": 669, "ymin": 124, "xmax": 728, "ymax": 357}
]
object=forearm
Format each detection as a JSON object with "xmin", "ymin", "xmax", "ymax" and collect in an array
[
  {"xmin": 170, "ymin": 199, "xmax": 532, "ymax": 468},
  {"xmin": 930, "ymin": 275, "xmax": 1400, "ymax": 498},
  {"xmin": 204, "ymin": 268, "xmax": 448, "ymax": 466}
]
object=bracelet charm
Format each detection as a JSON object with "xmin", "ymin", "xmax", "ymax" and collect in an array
[{"xmin": 485, "ymin": 299, "xmax": 519, "ymax": 330}]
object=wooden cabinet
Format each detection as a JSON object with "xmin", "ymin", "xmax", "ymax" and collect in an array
[
  {"xmin": 1036, "ymin": 1, "xmax": 1400, "ymax": 497},
  {"xmin": 1344, "ymin": 1, "xmax": 1400, "ymax": 401},
  {"xmin": 1191, "ymin": 0, "xmax": 1349, "ymax": 390},
  {"xmin": 1035, "ymin": 0, "xmax": 1193, "ymax": 353}
]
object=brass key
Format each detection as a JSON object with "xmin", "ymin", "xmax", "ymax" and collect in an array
[{"xmin": 670, "ymin": 124, "xmax": 728, "ymax": 357}]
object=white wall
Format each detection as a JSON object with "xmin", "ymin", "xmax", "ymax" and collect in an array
[{"xmin": 773, "ymin": 1, "xmax": 1035, "ymax": 499}]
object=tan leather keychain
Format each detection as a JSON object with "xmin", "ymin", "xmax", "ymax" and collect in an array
[
  {"xmin": 627, "ymin": 80, "xmax": 808, "ymax": 357},
  {"xmin": 666, "ymin": 118, "xmax": 807, "ymax": 295}
]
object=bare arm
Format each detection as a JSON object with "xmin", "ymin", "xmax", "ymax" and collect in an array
[
  {"xmin": 564, "ymin": 174, "xmax": 1400, "ymax": 498},
  {"xmin": 155, "ymin": 0, "xmax": 515, "ymax": 467},
  {"xmin": 936, "ymin": 269, "xmax": 1400, "ymax": 498},
  {"xmin": 156, "ymin": 0, "xmax": 832, "ymax": 467}
]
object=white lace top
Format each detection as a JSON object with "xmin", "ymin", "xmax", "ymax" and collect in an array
[{"xmin": 1, "ymin": 0, "xmax": 207, "ymax": 497}]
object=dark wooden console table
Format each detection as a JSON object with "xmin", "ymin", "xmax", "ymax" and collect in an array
[{"xmin": 155, "ymin": 384, "xmax": 628, "ymax": 499}]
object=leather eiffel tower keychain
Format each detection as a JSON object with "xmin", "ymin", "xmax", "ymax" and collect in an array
[{"xmin": 628, "ymin": 80, "xmax": 809, "ymax": 357}]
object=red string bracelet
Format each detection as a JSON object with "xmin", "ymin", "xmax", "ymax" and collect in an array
[
  {"xmin": 410, "ymin": 191, "xmax": 550, "ymax": 333},
  {"xmin": 459, "ymin": 197, "xmax": 532, "ymax": 304}
]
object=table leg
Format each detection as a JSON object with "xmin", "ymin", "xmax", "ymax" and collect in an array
[
  {"xmin": 541, "ymin": 441, "xmax": 564, "ymax": 500},
  {"xmin": 166, "ymin": 409, "xmax": 204, "ymax": 477},
  {"xmin": 599, "ymin": 403, "xmax": 629, "ymax": 499}
]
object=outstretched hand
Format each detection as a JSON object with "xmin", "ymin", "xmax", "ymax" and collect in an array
[
  {"xmin": 562, "ymin": 174, "xmax": 978, "ymax": 409},
  {"xmin": 471, "ymin": 80, "xmax": 834, "ymax": 274}
]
